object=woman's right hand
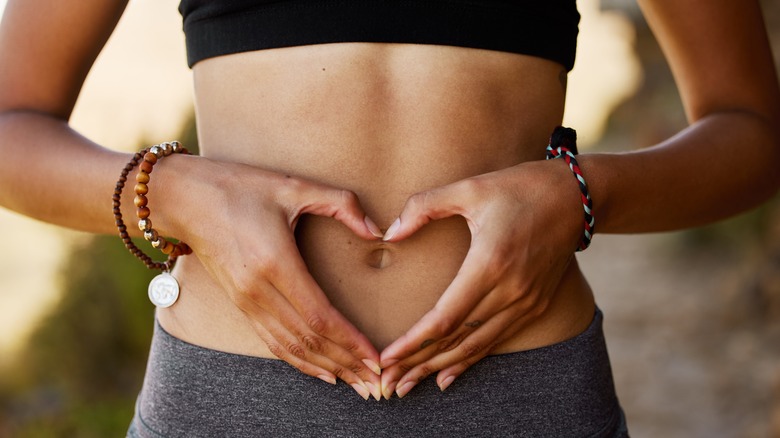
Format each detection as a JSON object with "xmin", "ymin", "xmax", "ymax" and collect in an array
[{"xmin": 155, "ymin": 154, "xmax": 383, "ymax": 400}]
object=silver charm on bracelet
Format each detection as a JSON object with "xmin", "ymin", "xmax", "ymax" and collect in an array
[{"xmin": 148, "ymin": 272, "xmax": 180, "ymax": 308}]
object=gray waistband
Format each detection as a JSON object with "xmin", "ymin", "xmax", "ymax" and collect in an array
[{"xmin": 129, "ymin": 309, "xmax": 627, "ymax": 438}]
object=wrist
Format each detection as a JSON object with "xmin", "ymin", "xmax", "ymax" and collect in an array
[
  {"xmin": 545, "ymin": 127, "xmax": 595, "ymax": 251},
  {"xmin": 573, "ymin": 152, "xmax": 614, "ymax": 234},
  {"xmin": 144, "ymin": 151, "xmax": 201, "ymax": 241},
  {"xmin": 543, "ymin": 158, "xmax": 589, "ymax": 251}
]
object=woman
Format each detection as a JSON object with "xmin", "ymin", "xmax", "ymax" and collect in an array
[{"xmin": 0, "ymin": 0, "xmax": 777, "ymax": 436}]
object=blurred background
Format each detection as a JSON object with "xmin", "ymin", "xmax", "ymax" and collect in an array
[{"xmin": 0, "ymin": 0, "xmax": 778, "ymax": 436}]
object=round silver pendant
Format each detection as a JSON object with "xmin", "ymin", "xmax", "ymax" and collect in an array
[{"xmin": 148, "ymin": 272, "xmax": 180, "ymax": 308}]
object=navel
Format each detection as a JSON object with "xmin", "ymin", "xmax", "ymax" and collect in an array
[{"xmin": 366, "ymin": 248, "xmax": 392, "ymax": 269}]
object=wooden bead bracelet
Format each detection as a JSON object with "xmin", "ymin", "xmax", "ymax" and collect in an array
[{"xmin": 113, "ymin": 141, "xmax": 192, "ymax": 307}]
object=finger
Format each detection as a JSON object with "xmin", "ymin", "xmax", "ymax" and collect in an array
[
  {"xmin": 242, "ymin": 305, "xmax": 336, "ymax": 383},
  {"xmin": 383, "ymin": 182, "xmax": 474, "ymax": 242},
  {"xmin": 379, "ymin": 218, "xmax": 565, "ymax": 372},
  {"xmin": 392, "ymin": 306, "xmax": 531, "ymax": 397},
  {"xmin": 429, "ymin": 275, "xmax": 538, "ymax": 355},
  {"xmin": 225, "ymin": 232, "xmax": 381, "ymax": 391},
  {"xmin": 380, "ymin": 342, "xmax": 438, "ymax": 399},
  {"xmin": 378, "ymin": 296, "xmax": 492, "ymax": 394},
  {"xmin": 384, "ymin": 278, "xmax": 550, "ymax": 397},
  {"xmin": 383, "ymin": 325, "xmax": 494, "ymax": 399},
  {"xmin": 240, "ymin": 291, "xmax": 379, "ymax": 400},
  {"xmin": 379, "ymin": 240, "xmax": 497, "ymax": 366},
  {"xmin": 292, "ymin": 182, "xmax": 383, "ymax": 239},
  {"xmin": 434, "ymin": 306, "xmax": 542, "ymax": 391},
  {"xmin": 251, "ymin": 281, "xmax": 381, "ymax": 384},
  {"xmin": 267, "ymin": 238, "xmax": 382, "ymax": 376},
  {"xmin": 379, "ymin": 284, "xmax": 512, "ymax": 398}
]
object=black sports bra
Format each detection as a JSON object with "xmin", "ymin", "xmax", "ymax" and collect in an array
[{"xmin": 179, "ymin": 0, "xmax": 580, "ymax": 70}]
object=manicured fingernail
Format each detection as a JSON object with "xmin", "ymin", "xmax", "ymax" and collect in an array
[
  {"xmin": 381, "ymin": 378, "xmax": 397, "ymax": 400},
  {"xmin": 317, "ymin": 375, "xmax": 337, "ymax": 385},
  {"xmin": 383, "ymin": 218, "xmax": 400, "ymax": 241},
  {"xmin": 351, "ymin": 382, "xmax": 371, "ymax": 400},
  {"xmin": 365, "ymin": 381, "xmax": 381, "ymax": 401},
  {"xmin": 438, "ymin": 376, "xmax": 456, "ymax": 392},
  {"xmin": 364, "ymin": 216, "xmax": 383, "ymax": 238},
  {"xmin": 380, "ymin": 358, "xmax": 398, "ymax": 368},
  {"xmin": 381, "ymin": 382, "xmax": 391, "ymax": 400},
  {"xmin": 362, "ymin": 359, "xmax": 382, "ymax": 376},
  {"xmin": 396, "ymin": 381, "xmax": 416, "ymax": 399}
]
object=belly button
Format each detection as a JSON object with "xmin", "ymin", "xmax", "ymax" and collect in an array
[{"xmin": 367, "ymin": 248, "xmax": 392, "ymax": 269}]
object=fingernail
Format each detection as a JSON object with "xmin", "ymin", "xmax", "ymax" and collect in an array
[
  {"xmin": 438, "ymin": 376, "xmax": 456, "ymax": 392},
  {"xmin": 364, "ymin": 216, "xmax": 383, "ymax": 238},
  {"xmin": 383, "ymin": 218, "xmax": 400, "ymax": 241},
  {"xmin": 365, "ymin": 381, "xmax": 381, "ymax": 401},
  {"xmin": 396, "ymin": 381, "xmax": 416, "ymax": 399},
  {"xmin": 381, "ymin": 381, "xmax": 392, "ymax": 400},
  {"xmin": 351, "ymin": 382, "xmax": 371, "ymax": 401},
  {"xmin": 380, "ymin": 358, "xmax": 398, "ymax": 368},
  {"xmin": 362, "ymin": 359, "xmax": 382, "ymax": 376},
  {"xmin": 317, "ymin": 374, "xmax": 337, "ymax": 385},
  {"xmin": 381, "ymin": 378, "xmax": 397, "ymax": 400}
]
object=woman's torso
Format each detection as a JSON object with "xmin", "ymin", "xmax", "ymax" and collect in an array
[{"xmin": 158, "ymin": 42, "xmax": 595, "ymax": 357}]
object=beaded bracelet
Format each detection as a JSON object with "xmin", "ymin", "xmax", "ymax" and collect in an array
[
  {"xmin": 113, "ymin": 141, "xmax": 192, "ymax": 307},
  {"xmin": 545, "ymin": 126, "xmax": 594, "ymax": 251}
]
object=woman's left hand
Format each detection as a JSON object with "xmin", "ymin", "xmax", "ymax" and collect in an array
[{"xmin": 378, "ymin": 158, "xmax": 586, "ymax": 399}]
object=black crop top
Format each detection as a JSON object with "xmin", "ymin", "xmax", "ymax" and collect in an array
[{"xmin": 179, "ymin": 0, "xmax": 580, "ymax": 71}]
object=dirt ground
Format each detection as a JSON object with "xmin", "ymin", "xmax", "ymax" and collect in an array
[{"xmin": 579, "ymin": 233, "xmax": 780, "ymax": 438}]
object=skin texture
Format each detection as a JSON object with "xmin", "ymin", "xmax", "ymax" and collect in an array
[{"xmin": 0, "ymin": 0, "xmax": 779, "ymax": 404}]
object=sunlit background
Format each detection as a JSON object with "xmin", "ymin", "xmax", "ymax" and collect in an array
[{"xmin": 0, "ymin": 0, "xmax": 778, "ymax": 436}]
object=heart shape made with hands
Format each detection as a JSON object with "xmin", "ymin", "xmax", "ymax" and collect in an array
[
  {"xmin": 297, "ymin": 199, "xmax": 473, "ymax": 374},
  {"xmin": 296, "ymin": 209, "xmax": 470, "ymax": 349},
  {"xmin": 297, "ymin": 206, "xmax": 472, "ymax": 400}
]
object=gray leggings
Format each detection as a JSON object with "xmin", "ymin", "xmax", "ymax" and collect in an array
[{"xmin": 128, "ymin": 309, "xmax": 628, "ymax": 437}]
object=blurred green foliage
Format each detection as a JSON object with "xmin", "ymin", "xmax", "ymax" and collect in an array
[{"xmin": 0, "ymin": 236, "xmax": 156, "ymax": 437}]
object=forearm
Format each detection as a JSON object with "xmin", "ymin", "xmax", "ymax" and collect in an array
[
  {"xmin": 0, "ymin": 110, "xmax": 134, "ymax": 234},
  {"xmin": 582, "ymin": 110, "xmax": 780, "ymax": 234}
]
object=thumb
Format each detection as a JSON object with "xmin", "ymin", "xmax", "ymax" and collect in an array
[
  {"xmin": 297, "ymin": 186, "xmax": 383, "ymax": 240},
  {"xmin": 383, "ymin": 186, "xmax": 464, "ymax": 242}
]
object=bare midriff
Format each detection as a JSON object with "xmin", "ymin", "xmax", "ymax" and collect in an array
[{"xmin": 158, "ymin": 43, "xmax": 595, "ymax": 358}]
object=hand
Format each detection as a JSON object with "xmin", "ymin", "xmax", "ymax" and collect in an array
[
  {"xmin": 161, "ymin": 156, "xmax": 385, "ymax": 400},
  {"xmin": 378, "ymin": 159, "xmax": 584, "ymax": 399}
]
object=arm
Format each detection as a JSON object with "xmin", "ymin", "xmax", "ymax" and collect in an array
[
  {"xmin": 0, "ymin": 0, "xmax": 131, "ymax": 231},
  {"xmin": 587, "ymin": 0, "xmax": 780, "ymax": 233},
  {"xmin": 377, "ymin": 0, "xmax": 780, "ymax": 398},
  {"xmin": 0, "ymin": 0, "xmax": 383, "ymax": 400}
]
